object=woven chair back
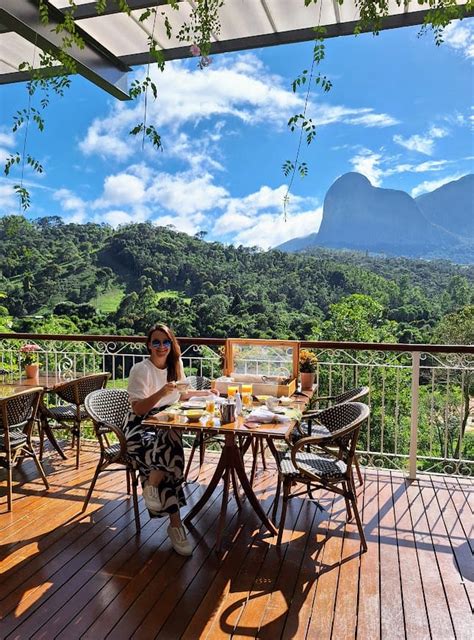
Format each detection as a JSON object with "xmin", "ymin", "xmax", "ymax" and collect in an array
[
  {"xmin": 315, "ymin": 401, "xmax": 370, "ymax": 464},
  {"xmin": 316, "ymin": 401, "xmax": 367, "ymax": 433},
  {"xmin": 84, "ymin": 388, "xmax": 130, "ymax": 432},
  {"xmin": 0, "ymin": 388, "xmax": 42, "ymax": 451},
  {"xmin": 332, "ymin": 386, "xmax": 369, "ymax": 406},
  {"xmin": 54, "ymin": 373, "xmax": 110, "ymax": 406},
  {"xmin": 186, "ymin": 375, "xmax": 212, "ymax": 390}
]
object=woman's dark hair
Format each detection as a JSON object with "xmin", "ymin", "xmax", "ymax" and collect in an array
[{"xmin": 146, "ymin": 323, "xmax": 181, "ymax": 382}]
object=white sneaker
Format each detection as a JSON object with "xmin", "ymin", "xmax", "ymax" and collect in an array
[
  {"xmin": 143, "ymin": 484, "xmax": 162, "ymax": 512},
  {"xmin": 167, "ymin": 525, "xmax": 193, "ymax": 556}
]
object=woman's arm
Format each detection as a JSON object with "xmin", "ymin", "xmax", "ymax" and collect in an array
[
  {"xmin": 131, "ymin": 382, "xmax": 177, "ymax": 416},
  {"xmin": 128, "ymin": 362, "xmax": 178, "ymax": 417}
]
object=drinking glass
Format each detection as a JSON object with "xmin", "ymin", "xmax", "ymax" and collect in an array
[
  {"xmin": 227, "ymin": 385, "xmax": 239, "ymax": 399},
  {"xmin": 241, "ymin": 383, "xmax": 253, "ymax": 396},
  {"xmin": 242, "ymin": 392, "xmax": 252, "ymax": 410},
  {"xmin": 205, "ymin": 397, "xmax": 216, "ymax": 415}
]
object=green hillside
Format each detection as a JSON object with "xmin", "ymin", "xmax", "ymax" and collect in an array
[{"xmin": 0, "ymin": 215, "xmax": 472, "ymax": 344}]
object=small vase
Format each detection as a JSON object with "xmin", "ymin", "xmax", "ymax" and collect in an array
[
  {"xmin": 300, "ymin": 372, "xmax": 315, "ymax": 390},
  {"xmin": 25, "ymin": 363, "xmax": 39, "ymax": 379}
]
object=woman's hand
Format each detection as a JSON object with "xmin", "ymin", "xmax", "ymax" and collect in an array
[{"xmin": 161, "ymin": 382, "xmax": 179, "ymax": 396}]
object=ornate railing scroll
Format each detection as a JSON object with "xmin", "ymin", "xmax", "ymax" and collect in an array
[
  {"xmin": 0, "ymin": 333, "xmax": 472, "ymax": 476},
  {"xmin": 303, "ymin": 343, "xmax": 473, "ymax": 476}
]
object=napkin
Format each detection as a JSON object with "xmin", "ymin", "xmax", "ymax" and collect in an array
[{"xmin": 245, "ymin": 407, "xmax": 291, "ymax": 423}]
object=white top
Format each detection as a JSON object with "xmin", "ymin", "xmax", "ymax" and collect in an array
[{"xmin": 127, "ymin": 358, "xmax": 186, "ymax": 409}]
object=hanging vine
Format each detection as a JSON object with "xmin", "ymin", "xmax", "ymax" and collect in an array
[
  {"xmin": 281, "ymin": 0, "xmax": 473, "ymax": 215},
  {"xmin": 3, "ymin": 0, "xmax": 472, "ymax": 212}
]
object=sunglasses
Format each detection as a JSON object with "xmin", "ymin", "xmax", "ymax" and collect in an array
[{"xmin": 151, "ymin": 339, "xmax": 172, "ymax": 349}]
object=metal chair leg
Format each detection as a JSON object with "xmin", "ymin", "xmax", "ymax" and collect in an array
[
  {"xmin": 354, "ymin": 455, "xmax": 364, "ymax": 486},
  {"xmin": 82, "ymin": 458, "xmax": 104, "ymax": 511},
  {"xmin": 184, "ymin": 434, "xmax": 201, "ymax": 482},
  {"xmin": 131, "ymin": 470, "xmax": 141, "ymax": 532},
  {"xmin": 30, "ymin": 446, "xmax": 49, "ymax": 489},
  {"xmin": 276, "ymin": 481, "xmax": 290, "ymax": 546}
]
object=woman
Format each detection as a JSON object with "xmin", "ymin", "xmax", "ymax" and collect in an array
[{"xmin": 126, "ymin": 323, "xmax": 210, "ymax": 556}]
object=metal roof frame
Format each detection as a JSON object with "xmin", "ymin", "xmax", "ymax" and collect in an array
[{"xmin": 0, "ymin": 0, "xmax": 472, "ymax": 99}]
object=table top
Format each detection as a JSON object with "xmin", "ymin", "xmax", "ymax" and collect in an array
[
  {"xmin": 143, "ymin": 413, "xmax": 297, "ymax": 439},
  {"xmin": 0, "ymin": 372, "xmax": 86, "ymax": 393},
  {"xmin": 143, "ymin": 398, "xmax": 305, "ymax": 439}
]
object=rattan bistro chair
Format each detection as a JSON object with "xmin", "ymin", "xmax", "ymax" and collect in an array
[
  {"xmin": 83, "ymin": 388, "xmax": 141, "ymax": 531},
  {"xmin": 295, "ymin": 386, "xmax": 370, "ymax": 485},
  {"xmin": 39, "ymin": 373, "xmax": 110, "ymax": 468},
  {"xmin": 0, "ymin": 388, "xmax": 49, "ymax": 511},
  {"xmin": 272, "ymin": 402, "xmax": 370, "ymax": 549}
]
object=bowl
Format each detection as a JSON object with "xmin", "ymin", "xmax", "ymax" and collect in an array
[
  {"xmin": 184, "ymin": 409, "xmax": 204, "ymax": 420},
  {"xmin": 154, "ymin": 411, "xmax": 173, "ymax": 422}
]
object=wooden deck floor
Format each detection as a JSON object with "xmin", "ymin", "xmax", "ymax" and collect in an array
[{"xmin": 0, "ymin": 442, "xmax": 472, "ymax": 640}]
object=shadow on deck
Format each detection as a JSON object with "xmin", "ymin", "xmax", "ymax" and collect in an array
[{"xmin": 0, "ymin": 442, "xmax": 472, "ymax": 639}]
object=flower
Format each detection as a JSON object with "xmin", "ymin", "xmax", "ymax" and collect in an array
[
  {"xmin": 20, "ymin": 343, "xmax": 40, "ymax": 366},
  {"xmin": 190, "ymin": 43, "xmax": 201, "ymax": 56},
  {"xmin": 299, "ymin": 349, "xmax": 318, "ymax": 373}
]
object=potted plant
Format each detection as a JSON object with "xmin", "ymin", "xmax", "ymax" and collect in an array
[
  {"xmin": 20, "ymin": 343, "xmax": 41, "ymax": 379},
  {"xmin": 299, "ymin": 349, "xmax": 318, "ymax": 390}
]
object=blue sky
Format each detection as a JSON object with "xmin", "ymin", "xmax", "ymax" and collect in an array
[{"xmin": 1, "ymin": 18, "xmax": 473, "ymax": 249}]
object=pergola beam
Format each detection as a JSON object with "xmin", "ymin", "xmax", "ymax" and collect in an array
[
  {"xmin": 0, "ymin": 0, "xmax": 131, "ymax": 99},
  {"xmin": 119, "ymin": 7, "xmax": 467, "ymax": 66}
]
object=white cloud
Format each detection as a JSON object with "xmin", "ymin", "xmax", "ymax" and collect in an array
[
  {"xmin": 393, "ymin": 124, "xmax": 449, "ymax": 156},
  {"xmin": 100, "ymin": 210, "xmax": 144, "ymax": 227},
  {"xmin": 388, "ymin": 159, "xmax": 451, "ymax": 175},
  {"xmin": 213, "ymin": 184, "xmax": 322, "ymax": 249},
  {"xmin": 94, "ymin": 173, "xmax": 147, "ymax": 208},
  {"xmin": 411, "ymin": 173, "xmax": 466, "ymax": 198},
  {"xmin": 0, "ymin": 131, "xmax": 14, "ymax": 147},
  {"xmin": 148, "ymin": 172, "xmax": 228, "ymax": 215},
  {"xmin": 0, "ymin": 183, "xmax": 16, "ymax": 210},
  {"xmin": 52, "ymin": 188, "xmax": 87, "ymax": 222},
  {"xmin": 233, "ymin": 207, "xmax": 323, "ymax": 249},
  {"xmin": 442, "ymin": 20, "xmax": 474, "ymax": 59},
  {"xmin": 78, "ymin": 54, "xmax": 399, "ymax": 167},
  {"xmin": 152, "ymin": 213, "xmax": 206, "ymax": 236},
  {"xmin": 350, "ymin": 150, "xmax": 384, "ymax": 186}
]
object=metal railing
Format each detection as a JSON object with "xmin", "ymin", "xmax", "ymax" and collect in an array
[{"xmin": 0, "ymin": 333, "xmax": 472, "ymax": 477}]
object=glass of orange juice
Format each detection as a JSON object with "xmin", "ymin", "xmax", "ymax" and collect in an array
[
  {"xmin": 241, "ymin": 383, "xmax": 253, "ymax": 396},
  {"xmin": 205, "ymin": 396, "xmax": 216, "ymax": 415},
  {"xmin": 227, "ymin": 385, "xmax": 239, "ymax": 399},
  {"xmin": 242, "ymin": 392, "xmax": 252, "ymax": 410}
]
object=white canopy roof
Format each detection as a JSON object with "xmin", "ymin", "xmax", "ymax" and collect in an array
[{"xmin": 0, "ymin": 0, "xmax": 472, "ymax": 99}]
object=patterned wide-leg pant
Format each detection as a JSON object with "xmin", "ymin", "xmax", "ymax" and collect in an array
[{"xmin": 125, "ymin": 413, "xmax": 186, "ymax": 517}]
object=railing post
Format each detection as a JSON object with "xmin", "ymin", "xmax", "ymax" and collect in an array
[{"xmin": 408, "ymin": 351, "xmax": 420, "ymax": 480}]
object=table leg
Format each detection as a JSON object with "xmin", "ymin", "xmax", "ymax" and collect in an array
[
  {"xmin": 216, "ymin": 466, "xmax": 231, "ymax": 551},
  {"xmin": 232, "ymin": 442, "xmax": 277, "ymax": 535},
  {"xmin": 40, "ymin": 415, "xmax": 67, "ymax": 460},
  {"xmin": 184, "ymin": 432, "xmax": 277, "ymax": 541},
  {"xmin": 184, "ymin": 445, "xmax": 227, "ymax": 526}
]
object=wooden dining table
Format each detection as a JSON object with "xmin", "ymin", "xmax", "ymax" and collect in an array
[
  {"xmin": 0, "ymin": 372, "xmax": 87, "ymax": 460},
  {"xmin": 143, "ymin": 403, "xmax": 302, "ymax": 551}
]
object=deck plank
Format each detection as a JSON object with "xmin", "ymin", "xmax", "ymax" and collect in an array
[
  {"xmin": 1, "ymin": 449, "xmax": 471, "ymax": 640},
  {"xmin": 356, "ymin": 470, "xmax": 381, "ymax": 640},
  {"xmin": 378, "ymin": 470, "xmax": 405, "ymax": 640},
  {"xmin": 407, "ymin": 476, "xmax": 456, "ymax": 640},
  {"xmin": 390, "ymin": 473, "xmax": 430, "ymax": 639}
]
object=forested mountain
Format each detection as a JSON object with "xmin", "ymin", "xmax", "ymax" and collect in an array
[
  {"xmin": 277, "ymin": 173, "xmax": 474, "ymax": 261},
  {"xmin": 0, "ymin": 215, "xmax": 472, "ymax": 344}
]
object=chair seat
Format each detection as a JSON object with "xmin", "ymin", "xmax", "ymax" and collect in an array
[
  {"xmin": 278, "ymin": 450, "xmax": 347, "ymax": 480},
  {"xmin": 0, "ymin": 428, "xmax": 27, "ymax": 448},
  {"xmin": 103, "ymin": 443, "xmax": 132, "ymax": 465},
  {"xmin": 47, "ymin": 405, "xmax": 88, "ymax": 421}
]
